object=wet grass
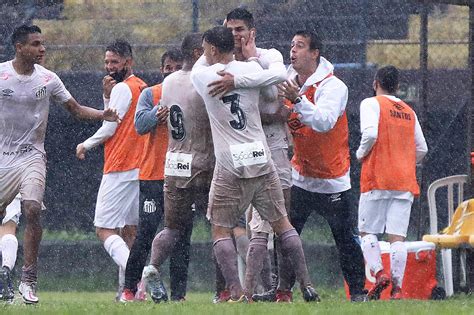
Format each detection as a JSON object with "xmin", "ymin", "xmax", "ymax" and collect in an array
[{"xmin": 1, "ymin": 290, "xmax": 474, "ymax": 315}]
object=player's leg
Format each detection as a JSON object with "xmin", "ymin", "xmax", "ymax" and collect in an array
[
  {"xmin": 359, "ymin": 195, "xmax": 389, "ymax": 300},
  {"xmin": 0, "ymin": 218, "xmax": 18, "ymax": 303},
  {"xmin": 208, "ymin": 166, "xmax": 247, "ymax": 301},
  {"xmin": 145, "ymin": 180, "xmax": 194, "ymax": 303},
  {"xmin": 19, "ymin": 157, "xmax": 46, "ymax": 304},
  {"xmin": 317, "ymin": 191, "xmax": 366, "ymax": 301},
  {"xmin": 169, "ymin": 219, "xmax": 193, "ymax": 301},
  {"xmin": 122, "ymin": 180, "xmax": 164, "ymax": 302},
  {"xmin": 386, "ymin": 198, "xmax": 412, "ymax": 300},
  {"xmin": 255, "ymin": 171, "xmax": 318, "ymax": 302},
  {"xmin": 273, "ymin": 185, "xmax": 313, "ymax": 299}
]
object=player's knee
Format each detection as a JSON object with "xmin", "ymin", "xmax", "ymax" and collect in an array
[
  {"xmin": 270, "ymin": 216, "xmax": 292, "ymax": 235},
  {"xmin": 212, "ymin": 224, "xmax": 232, "ymax": 240},
  {"xmin": 22, "ymin": 201, "xmax": 41, "ymax": 221}
]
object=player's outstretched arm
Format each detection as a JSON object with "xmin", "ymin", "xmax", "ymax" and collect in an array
[{"xmin": 63, "ymin": 97, "xmax": 121, "ymax": 122}]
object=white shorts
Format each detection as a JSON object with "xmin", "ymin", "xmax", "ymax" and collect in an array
[
  {"xmin": 358, "ymin": 195, "xmax": 413, "ymax": 237},
  {"xmin": 248, "ymin": 206, "xmax": 273, "ymax": 234},
  {"xmin": 94, "ymin": 170, "xmax": 139, "ymax": 229},
  {"xmin": 3, "ymin": 195, "xmax": 21, "ymax": 225}
]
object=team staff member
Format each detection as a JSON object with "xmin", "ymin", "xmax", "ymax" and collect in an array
[
  {"xmin": 357, "ymin": 65, "xmax": 427, "ymax": 300},
  {"xmin": 76, "ymin": 40, "xmax": 146, "ymax": 299},
  {"xmin": 120, "ymin": 49, "xmax": 187, "ymax": 302},
  {"xmin": 278, "ymin": 30, "xmax": 367, "ymax": 302},
  {"xmin": 0, "ymin": 25, "xmax": 119, "ymax": 304}
]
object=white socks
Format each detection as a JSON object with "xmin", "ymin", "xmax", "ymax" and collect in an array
[
  {"xmin": 0, "ymin": 234, "xmax": 18, "ymax": 270},
  {"xmin": 361, "ymin": 234, "xmax": 383, "ymax": 275},
  {"xmin": 103, "ymin": 235, "xmax": 129, "ymax": 270},
  {"xmin": 390, "ymin": 241, "xmax": 407, "ymax": 288}
]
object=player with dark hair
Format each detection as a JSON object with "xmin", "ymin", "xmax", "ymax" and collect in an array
[
  {"xmin": 191, "ymin": 26, "xmax": 319, "ymax": 303},
  {"xmin": 119, "ymin": 49, "xmax": 185, "ymax": 302},
  {"xmin": 208, "ymin": 7, "xmax": 291, "ymax": 302},
  {"xmin": 76, "ymin": 39, "xmax": 146, "ymax": 300},
  {"xmin": 142, "ymin": 32, "xmax": 215, "ymax": 303},
  {"xmin": 277, "ymin": 29, "xmax": 367, "ymax": 302},
  {"xmin": 0, "ymin": 24, "xmax": 119, "ymax": 304},
  {"xmin": 357, "ymin": 65, "xmax": 427, "ymax": 300}
]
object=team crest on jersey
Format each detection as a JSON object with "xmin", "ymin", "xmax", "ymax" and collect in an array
[
  {"xmin": 35, "ymin": 86, "xmax": 47, "ymax": 99},
  {"xmin": 2, "ymin": 88, "xmax": 13, "ymax": 97},
  {"xmin": 0, "ymin": 73, "xmax": 9, "ymax": 80}
]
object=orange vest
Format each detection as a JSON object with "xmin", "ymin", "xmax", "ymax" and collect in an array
[
  {"xmin": 360, "ymin": 96, "xmax": 419, "ymax": 195},
  {"xmin": 104, "ymin": 76, "xmax": 147, "ymax": 174},
  {"xmin": 286, "ymin": 76, "xmax": 350, "ymax": 179},
  {"xmin": 139, "ymin": 84, "xmax": 168, "ymax": 180}
]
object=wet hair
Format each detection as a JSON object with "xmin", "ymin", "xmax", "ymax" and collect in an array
[
  {"xmin": 181, "ymin": 33, "xmax": 202, "ymax": 60},
  {"xmin": 161, "ymin": 48, "xmax": 184, "ymax": 67},
  {"xmin": 375, "ymin": 65, "xmax": 399, "ymax": 94},
  {"xmin": 294, "ymin": 30, "xmax": 323, "ymax": 51},
  {"xmin": 202, "ymin": 26, "xmax": 234, "ymax": 54},
  {"xmin": 11, "ymin": 24, "xmax": 42, "ymax": 46},
  {"xmin": 106, "ymin": 39, "xmax": 133, "ymax": 58},
  {"xmin": 226, "ymin": 7, "xmax": 254, "ymax": 29}
]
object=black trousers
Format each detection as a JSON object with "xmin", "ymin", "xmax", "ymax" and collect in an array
[
  {"xmin": 124, "ymin": 180, "xmax": 192, "ymax": 300},
  {"xmin": 290, "ymin": 185, "xmax": 366, "ymax": 296}
]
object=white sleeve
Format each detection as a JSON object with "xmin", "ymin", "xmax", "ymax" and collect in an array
[
  {"xmin": 293, "ymin": 78, "xmax": 348, "ymax": 133},
  {"xmin": 50, "ymin": 73, "xmax": 72, "ymax": 104},
  {"xmin": 234, "ymin": 49, "xmax": 286, "ymax": 88},
  {"xmin": 83, "ymin": 83, "xmax": 132, "ymax": 150},
  {"xmin": 356, "ymin": 98, "xmax": 380, "ymax": 161},
  {"xmin": 414, "ymin": 113, "xmax": 428, "ymax": 163}
]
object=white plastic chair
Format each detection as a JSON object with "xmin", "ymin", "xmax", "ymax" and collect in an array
[{"xmin": 426, "ymin": 174, "xmax": 468, "ymax": 297}]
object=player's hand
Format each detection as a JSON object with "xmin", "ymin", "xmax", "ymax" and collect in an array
[
  {"xmin": 242, "ymin": 29, "xmax": 257, "ymax": 60},
  {"xmin": 277, "ymin": 79, "xmax": 300, "ymax": 103},
  {"xmin": 102, "ymin": 75, "xmax": 116, "ymax": 99},
  {"xmin": 156, "ymin": 105, "xmax": 169, "ymax": 125},
  {"xmin": 76, "ymin": 143, "xmax": 87, "ymax": 160},
  {"xmin": 207, "ymin": 71, "xmax": 235, "ymax": 97},
  {"xmin": 103, "ymin": 107, "xmax": 121, "ymax": 123}
]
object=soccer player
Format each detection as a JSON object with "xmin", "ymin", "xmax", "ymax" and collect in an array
[
  {"xmin": 356, "ymin": 65, "xmax": 427, "ymax": 300},
  {"xmin": 191, "ymin": 26, "xmax": 318, "ymax": 302},
  {"xmin": 142, "ymin": 33, "xmax": 215, "ymax": 303},
  {"xmin": 76, "ymin": 40, "xmax": 146, "ymax": 299},
  {"xmin": 119, "ymin": 49, "xmax": 186, "ymax": 302},
  {"xmin": 0, "ymin": 24, "xmax": 119, "ymax": 304},
  {"xmin": 277, "ymin": 30, "xmax": 367, "ymax": 302},
  {"xmin": 208, "ymin": 8, "xmax": 291, "ymax": 301}
]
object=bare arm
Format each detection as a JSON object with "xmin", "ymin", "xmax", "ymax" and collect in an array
[{"xmin": 63, "ymin": 97, "xmax": 120, "ymax": 122}]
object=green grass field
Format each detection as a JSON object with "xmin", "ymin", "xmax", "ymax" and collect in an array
[{"xmin": 2, "ymin": 290, "xmax": 474, "ymax": 315}]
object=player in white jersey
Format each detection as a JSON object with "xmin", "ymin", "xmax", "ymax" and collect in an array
[
  {"xmin": 190, "ymin": 26, "xmax": 318, "ymax": 302},
  {"xmin": 208, "ymin": 8, "xmax": 291, "ymax": 301},
  {"xmin": 142, "ymin": 33, "xmax": 216, "ymax": 303},
  {"xmin": 0, "ymin": 25, "xmax": 119, "ymax": 304}
]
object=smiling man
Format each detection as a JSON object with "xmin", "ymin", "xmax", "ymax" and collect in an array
[
  {"xmin": 76, "ymin": 39, "xmax": 147, "ymax": 300},
  {"xmin": 277, "ymin": 30, "xmax": 367, "ymax": 302},
  {"xmin": 0, "ymin": 24, "xmax": 119, "ymax": 304}
]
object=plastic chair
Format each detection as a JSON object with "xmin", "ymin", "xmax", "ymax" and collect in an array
[{"xmin": 422, "ymin": 174, "xmax": 468, "ymax": 297}]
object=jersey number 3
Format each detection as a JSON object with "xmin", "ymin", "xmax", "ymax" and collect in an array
[
  {"xmin": 169, "ymin": 105, "xmax": 186, "ymax": 141},
  {"xmin": 222, "ymin": 94, "xmax": 246, "ymax": 130}
]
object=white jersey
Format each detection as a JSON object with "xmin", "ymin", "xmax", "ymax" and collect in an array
[
  {"xmin": 234, "ymin": 47, "xmax": 288, "ymax": 150},
  {"xmin": 161, "ymin": 69, "xmax": 215, "ymax": 187},
  {"xmin": 191, "ymin": 57, "xmax": 273, "ymax": 178},
  {"xmin": 0, "ymin": 61, "xmax": 71, "ymax": 169}
]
